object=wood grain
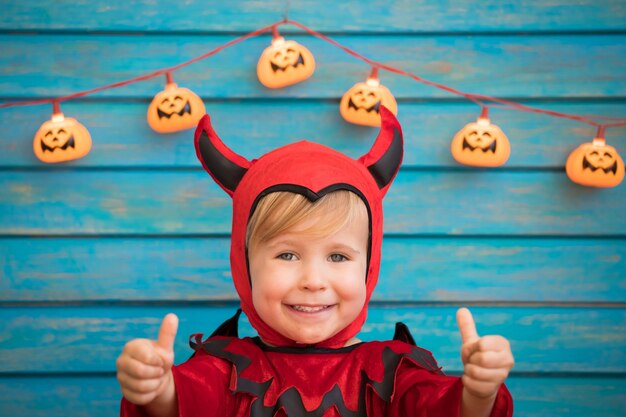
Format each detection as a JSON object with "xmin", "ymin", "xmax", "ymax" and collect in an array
[
  {"xmin": 1, "ymin": 306, "xmax": 625, "ymax": 373},
  {"xmin": 2, "ymin": 0, "xmax": 625, "ymax": 32},
  {"xmin": 1, "ymin": 35, "xmax": 624, "ymax": 99},
  {"xmin": 1, "ymin": 375, "xmax": 625, "ymax": 417},
  {"xmin": 2, "ymin": 237, "xmax": 625, "ymax": 302},
  {"xmin": 2, "ymin": 1, "xmax": 625, "ymax": 414},
  {"xmin": 2, "ymin": 170, "xmax": 624, "ymax": 235}
]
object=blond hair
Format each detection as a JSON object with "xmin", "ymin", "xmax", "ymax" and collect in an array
[{"xmin": 246, "ymin": 190, "xmax": 367, "ymax": 250}]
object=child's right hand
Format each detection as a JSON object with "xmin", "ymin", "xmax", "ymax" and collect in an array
[{"xmin": 116, "ymin": 313, "xmax": 179, "ymax": 405}]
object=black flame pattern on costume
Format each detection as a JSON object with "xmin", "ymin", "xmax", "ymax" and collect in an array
[{"xmin": 189, "ymin": 325, "xmax": 443, "ymax": 417}]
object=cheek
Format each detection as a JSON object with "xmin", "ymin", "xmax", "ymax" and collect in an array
[
  {"xmin": 251, "ymin": 279, "xmax": 281, "ymax": 321},
  {"xmin": 335, "ymin": 264, "xmax": 367, "ymax": 303},
  {"xmin": 254, "ymin": 281, "xmax": 288, "ymax": 303},
  {"xmin": 338, "ymin": 278, "xmax": 367, "ymax": 323},
  {"xmin": 250, "ymin": 262, "xmax": 293, "ymax": 303}
]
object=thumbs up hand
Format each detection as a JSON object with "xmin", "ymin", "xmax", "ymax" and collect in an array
[
  {"xmin": 116, "ymin": 313, "xmax": 179, "ymax": 405},
  {"xmin": 456, "ymin": 308, "xmax": 514, "ymax": 400}
]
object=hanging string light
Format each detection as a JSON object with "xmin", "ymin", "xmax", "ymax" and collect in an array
[
  {"xmin": 450, "ymin": 106, "xmax": 511, "ymax": 167},
  {"xmin": 1, "ymin": 18, "xmax": 624, "ymax": 187},
  {"xmin": 147, "ymin": 72, "xmax": 206, "ymax": 133},
  {"xmin": 33, "ymin": 100, "xmax": 92, "ymax": 163},
  {"xmin": 566, "ymin": 126, "xmax": 624, "ymax": 188},
  {"xmin": 257, "ymin": 25, "xmax": 316, "ymax": 89},
  {"xmin": 339, "ymin": 66, "xmax": 398, "ymax": 127}
]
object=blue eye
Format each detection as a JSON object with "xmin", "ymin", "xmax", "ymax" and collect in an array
[
  {"xmin": 278, "ymin": 253, "xmax": 295, "ymax": 261},
  {"xmin": 329, "ymin": 254, "xmax": 347, "ymax": 262}
]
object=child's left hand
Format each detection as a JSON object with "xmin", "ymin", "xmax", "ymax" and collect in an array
[{"xmin": 456, "ymin": 307, "xmax": 515, "ymax": 399}]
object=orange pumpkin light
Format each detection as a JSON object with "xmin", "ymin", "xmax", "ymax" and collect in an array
[
  {"xmin": 566, "ymin": 130, "xmax": 624, "ymax": 188},
  {"xmin": 339, "ymin": 67, "xmax": 398, "ymax": 127},
  {"xmin": 33, "ymin": 101, "xmax": 92, "ymax": 163},
  {"xmin": 257, "ymin": 28, "xmax": 315, "ymax": 89},
  {"xmin": 147, "ymin": 73, "xmax": 205, "ymax": 133},
  {"xmin": 450, "ymin": 108, "xmax": 510, "ymax": 167}
]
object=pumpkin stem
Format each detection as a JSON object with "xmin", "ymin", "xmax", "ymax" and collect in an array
[{"xmin": 165, "ymin": 72, "xmax": 174, "ymax": 85}]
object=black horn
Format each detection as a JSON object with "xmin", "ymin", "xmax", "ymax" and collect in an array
[
  {"xmin": 194, "ymin": 114, "xmax": 251, "ymax": 196},
  {"xmin": 357, "ymin": 106, "xmax": 404, "ymax": 195}
]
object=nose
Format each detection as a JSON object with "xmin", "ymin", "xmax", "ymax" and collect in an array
[{"xmin": 298, "ymin": 260, "xmax": 327, "ymax": 292}]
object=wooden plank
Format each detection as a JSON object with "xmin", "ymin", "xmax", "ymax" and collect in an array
[
  {"xmin": 1, "ymin": 34, "xmax": 625, "ymax": 99},
  {"xmin": 504, "ymin": 376, "xmax": 626, "ymax": 417},
  {"xmin": 2, "ymin": 237, "xmax": 625, "ymax": 302},
  {"xmin": 2, "ymin": 0, "xmax": 625, "ymax": 32},
  {"xmin": 2, "ymin": 101, "xmax": 624, "ymax": 168},
  {"xmin": 0, "ymin": 376, "xmax": 121, "ymax": 417},
  {"xmin": 1, "ymin": 306, "xmax": 624, "ymax": 373},
  {"xmin": 1, "ymin": 375, "xmax": 625, "ymax": 417},
  {"xmin": 2, "ymin": 171, "xmax": 625, "ymax": 236}
]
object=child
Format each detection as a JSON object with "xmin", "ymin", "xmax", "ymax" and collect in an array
[{"xmin": 117, "ymin": 107, "xmax": 514, "ymax": 416}]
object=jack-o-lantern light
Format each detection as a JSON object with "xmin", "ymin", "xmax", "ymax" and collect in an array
[
  {"xmin": 566, "ymin": 128, "xmax": 624, "ymax": 188},
  {"xmin": 147, "ymin": 73, "xmax": 205, "ymax": 133},
  {"xmin": 257, "ymin": 27, "xmax": 315, "ymax": 89},
  {"xmin": 450, "ymin": 108, "xmax": 510, "ymax": 167},
  {"xmin": 33, "ymin": 101, "xmax": 92, "ymax": 163},
  {"xmin": 339, "ymin": 67, "xmax": 398, "ymax": 127}
]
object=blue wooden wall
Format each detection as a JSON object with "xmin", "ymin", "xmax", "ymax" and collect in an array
[{"xmin": 1, "ymin": 1, "xmax": 626, "ymax": 415}]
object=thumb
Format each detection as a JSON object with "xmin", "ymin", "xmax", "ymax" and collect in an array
[
  {"xmin": 156, "ymin": 313, "xmax": 179, "ymax": 355},
  {"xmin": 456, "ymin": 307, "xmax": 479, "ymax": 344}
]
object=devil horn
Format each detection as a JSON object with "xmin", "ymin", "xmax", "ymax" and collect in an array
[
  {"xmin": 358, "ymin": 106, "xmax": 404, "ymax": 195},
  {"xmin": 194, "ymin": 114, "xmax": 251, "ymax": 196}
]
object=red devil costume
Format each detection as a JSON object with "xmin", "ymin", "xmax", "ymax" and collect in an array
[{"xmin": 121, "ymin": 107, "xmax": 513, "ymax": 416}]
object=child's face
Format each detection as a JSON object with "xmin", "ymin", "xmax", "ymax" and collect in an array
[{"xmin": 248, "ymin": 206, "xmax": 369, "ymax": 346}]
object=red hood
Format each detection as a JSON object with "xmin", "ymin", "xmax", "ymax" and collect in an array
[{"xmin": 194, "ymin": 106, "xmax": 403, "ymax": 348}]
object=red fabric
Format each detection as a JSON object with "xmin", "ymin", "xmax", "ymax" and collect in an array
[
  {"xmin": 194, "ymin": 106, "xmax": 403, "ymax": 348},
  {"xmin": 120, "ymin": 337, "xmax": 513, "ymax": 416}
]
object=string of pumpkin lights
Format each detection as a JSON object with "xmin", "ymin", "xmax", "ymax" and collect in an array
[{"xmin": 1, "ymin": 19, "xmax": 624, "ymax": 187}]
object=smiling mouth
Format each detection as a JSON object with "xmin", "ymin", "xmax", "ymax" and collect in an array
[{"xmin": 288, "ymin": 304, "xmax": 334, "ymax": 313}]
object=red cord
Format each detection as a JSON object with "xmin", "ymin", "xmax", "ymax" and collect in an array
[
  {"xmin": 368, "ymin": 66, "xmax": 379, "ymax": 81},
  {"xmin": 0, "ymin": 21, "xmax": 277, "ymax": 109},
  {"xmin": 284, "ymin": 19, "xmax": 626, "ymax": 128},
  {"xmin": 52, "ymin": 99, "xmax": 61, "ymax": 115},
  {"xmin": 272, "ymin": 25, "xmax": 281, "ymax": 40}
]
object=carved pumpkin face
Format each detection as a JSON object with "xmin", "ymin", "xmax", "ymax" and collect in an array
[
  {"xmin": 33, "ymin": 113, "xmax": 92, "ymax": 163},
  {"xmin": 257, "ymin": 37, "xmax": 315, "ymax": 88},
  {"xmin": 339, "ymin": 79, "xmax": 398, "ymax": 127},
  {"xmin": 147, "ymin": 83, "xmax": 205, "ymax": 133},
  {"xmin": 450, "ymin": 118, "xmax": 510, "ymax": 167},
  {"xmin": 566, "ymin": 139, "xmax": 624, "ymax": 188}
]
